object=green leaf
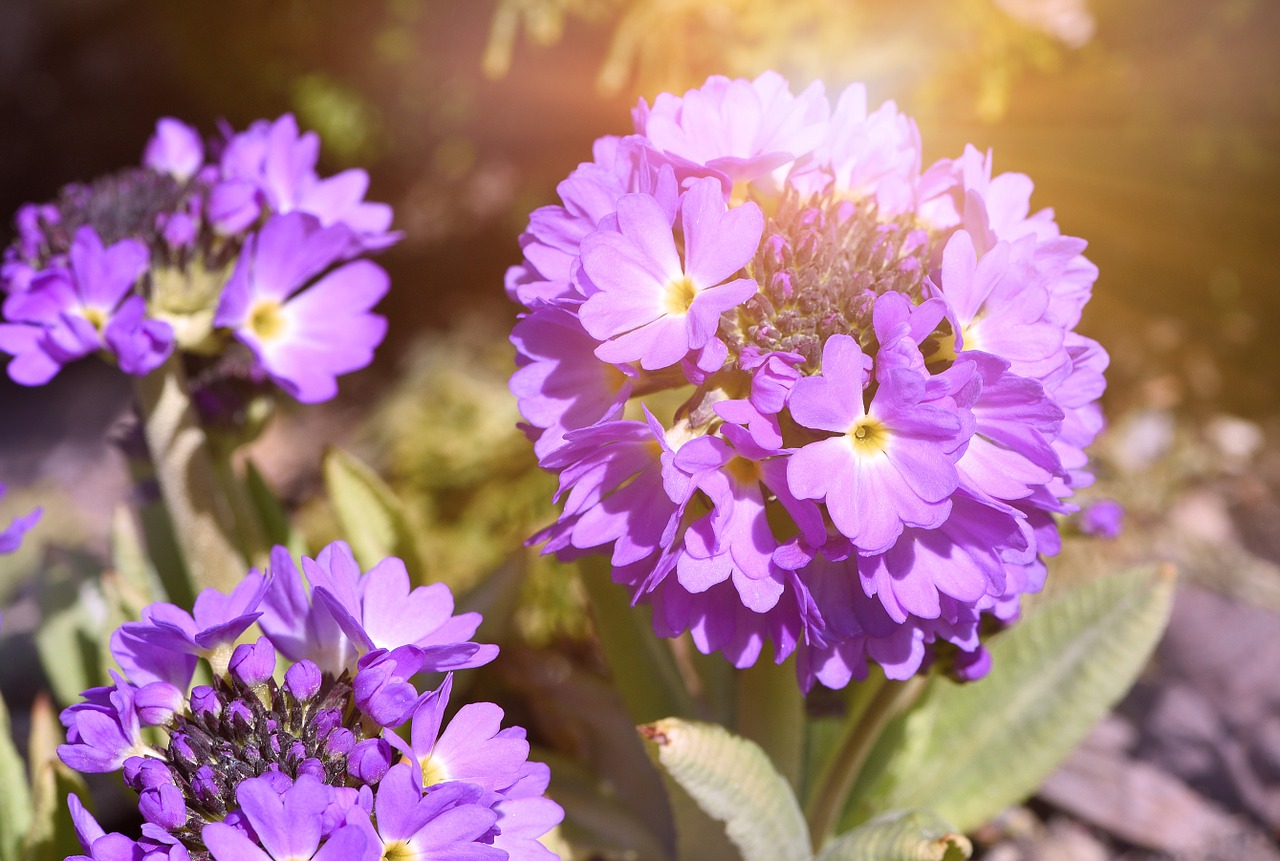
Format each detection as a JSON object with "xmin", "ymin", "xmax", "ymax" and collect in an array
[
  {"xmin": 323, "ymin": 447, "xmax": 422, "ymax": 580},
  {"xmin": 848, "ymin": 564, "xmax": 1175, "ymax": 832},
  {"xmin": 110, "ymin": 506, "xmax": 163, "ymax": 611},
  {"xmin": 641, "ymin": 718, "xmax": 811, "ymax": 861},
  {"xmin": 817, "ymin": 811, "xmax": 971, "ymax": 861},
  {"xmin": 33, "ymin": 550, "xmax": 109, "ymax": 705},
  {"xmin": 0, "ymin": 692, "xmax": 33, "ymax": 861},
  {"xmin": 20, "ymin": 694, "xmax": 87, "ymax": 861},
  {"xmin": 244, "ymin": 459, "xmax": 307, "ymax": 557}
]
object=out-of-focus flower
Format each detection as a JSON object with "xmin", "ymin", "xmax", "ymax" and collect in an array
[
  {"xmin": 0, "ymin": 115, "xmax": 396, "ymax": 406},
  {"xmin": 510, "ymin": 71, "xmax": 1108, "ymax": 689},
  {"xmin": 0, "ymin": 482, "xmax": 40, "ymax": 554},
  {"xmin": 1077, "ymin": 499, "xmax": 1124, "ymax": 538},
  {"xmin": 59, "ymin": 546, "xmax": 561, "ymax": 859}
]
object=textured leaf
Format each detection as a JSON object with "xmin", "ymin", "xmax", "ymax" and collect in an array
[
  {"xmin": 244, "ymin": 459, "xmax": 307, "ymax": 557},
  {"xmin": 0, "ymin": 692, "xmax": 32, "ymax": 861},
  {"xmin": 21, "ymin": 694, "xmax": 87, "ymax": 861},
  {"xmin": 641, "ymin": 718, "xmax": 811, "ymax": 861},
  {"xmin": 817, "ymin": 811, "xmax": 971, "ymax": 861},
  {"xmin": 323, "ymin": 447, "xmax": 422, "ymax": 580},
  {"xmin": 849, "ymin": 564, "xmax": 1175, "ymax": 832}
]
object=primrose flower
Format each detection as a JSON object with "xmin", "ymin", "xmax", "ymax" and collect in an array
[
  {"xmin": 1, "ymin": 114, "xmax": 396, "ymax": 409},
  {"xmin": 59, "ymin": 547, "xmax": 562, "ymax": 860},
  {"xmin": 510, "ymin": 72, "xmax": 1109, "ymax": 688},
  {"xmin": 212, "ymin": 212, "xmax": 389, "ymax": 403}
]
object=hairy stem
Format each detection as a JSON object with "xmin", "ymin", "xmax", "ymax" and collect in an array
[
  {"xmin": 805, "ymin": 675, "xmax": 928, "ymax": 850},
  {"xmin": 134, "ymin": 354, "xmax": 247, "ymax": 594}
]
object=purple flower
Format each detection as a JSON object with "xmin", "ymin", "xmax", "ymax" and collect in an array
[
  {"xmin": 58, "ymin": 674, "xmax": 155, "ymax": 773},
  {"xmin": 143, "ymin": 118, "xmax": 204, "ymax": 182},
  {"xmin": 355, "ymin": 764, "xmax": 502, "ymax": 860},
  {"xmin": 260, "ymin": 541, "xmax": 497, "ymax": 677},
  {"xmin": 213, "ymin": 114, "xmax": 397, "ymax": 249},
  {"xmin": 510, "ymin": 72, "xmax": 1109, "ymax": 688},
  {"xmin": 229, "ymin": 636, "xmax": 278, "ymax": 687},
  {"xmin": 636, "ymin": 71, "xmax": 830, "ymax": 189},
  {"xmin": 579, "ymin": 176, "xmax": 761, "ymax": 371},
  {"xmin": 213, "ymin": 212, "xmax": 389, "ymax": 403},
  {"xmin": 68, "ymin": 794, "xmax": 190, "ymax": 861},
  {"xmin": 112, "ymin": 572, "xmax": 269, "ymax": 682},
  {"xmin": 3, "ymin": 111, "xmax": 398, "ymax": 403},
  {"xmin": 389, "ymin": 673, "xmax": 541, "ymax": 797},
  {"xmin": 787, "ymin": 332, "xmax": 973, "ymax": 554},
  {"xmin": 60, "ymin": 550, "xmax": 563, "ymax": 860},
  {"xmin": 202, "ymin": 775, "xmax": 370, "ymax": 861},
  {"xmin": 0, "ymin": 482, "xmax": 40, "ymax": 554},
  {"xmin": 0, "ymin": 226, "xmax": 172, "ymax": 384},
  {"xmin": 1078, "ymin": 499, "xmax": 1124, "ymax": 538}
]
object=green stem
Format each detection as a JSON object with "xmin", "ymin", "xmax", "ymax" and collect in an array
[
  {"xmin": 578, "ymin": 555, "xmax": 697, "ymax": 724},
  {"xmin": 209, "ymin": 450, "xmax": 270, "ymax": 568},
  {"xmin": 805, "ymin": 675, "xmax": 927, "ymax": 851},
  {"xmin": 734, "ymin": 656, "xmax": 805, "ymax": 790},
  {"xmin": 133, "ymin": 354, "xmax": 247, "ymax": 594}
]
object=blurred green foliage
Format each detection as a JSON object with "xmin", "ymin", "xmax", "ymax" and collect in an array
[
  {"xmin": 364, "ymin": 318, "xmax": 590, "ymax": 647},
  {"xmin": 484, "ymin": 0, "xmax": 1091, "ymax": 121}
]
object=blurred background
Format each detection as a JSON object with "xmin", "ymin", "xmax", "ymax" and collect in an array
[{"xmin": 0, "ymin": 0, "xmax": 1278, "ymax": 857}]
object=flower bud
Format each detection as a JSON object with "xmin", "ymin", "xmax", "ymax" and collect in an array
[
  {"xmin": 284, "ymin": 660, "xmax": 322, "ymax": 701},
  {"xmin": 229, "ymin": 636, "xmax": 276, "ymax": 687},
  {"xmin": 347, "ymin": 738, "xmax": 392, "ymax": 784}
]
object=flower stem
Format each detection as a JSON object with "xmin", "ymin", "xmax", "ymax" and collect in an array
[
  {"xmin": 735, "ymin": 655, "xmax": 804, "ymax": 790},
  {"xmin": 578, "ymin": 555, "xmax": 697, "ymax": 724},
  {"xmin": 133, "ymin": 354, "xmax": 247, "ymax": 594},
  {"xmin": 209, "ymin": 449, "xmax": 270, "ymax": 568},
  {"xmin": 805, "ymin": 674, "xmax": 928, "ymax": 851}
]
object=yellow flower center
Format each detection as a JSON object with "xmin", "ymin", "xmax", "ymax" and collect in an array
[
  {"xmin": 421, "ymin": 754, "xmax": 451, "ymax": 788},
  {"xmin": 725, "ymin": 455, "xmax": 761, "ymax": 485},
  {"xmin": 381, "ymin": 840, "xmax": 415, "ymax": 861},
  {"xmin": 248, "ymin": 299, "xmax": 286, "ymax": 341},
  {"xmin": 663, "ymin": 275, "xmax": 698, "ymax": 316},
  {"xmin": 849, "ymin": 416, "xmax": 889, "ymax": 456},
  {"xmin": 82, "ymin": 306, "xmax": 108, "ymax": 333}
]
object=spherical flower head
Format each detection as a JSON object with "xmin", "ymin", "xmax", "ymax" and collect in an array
[
  {"xmin": 2, "ymin": 112, "xmax": 399, "ymax": 409},
  {"xmin": 60, "ymin": 548, "xmax": 562, "ymax": 859},
  {"xmin": 510, "ymin": 71, "xmax": 1109, "ymax": 689}
]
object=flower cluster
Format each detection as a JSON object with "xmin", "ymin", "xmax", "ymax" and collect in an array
[
  {"xmin": 58, "ymin": 542, "xmax": 562, "ymax": 861},
  {"xmin": 509, "ymin": 72, "xmax": 1107, "ymax": 689},
  {"xmin": 0, "ymin": 115, "xmax": 397, "ymax": 403}
]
